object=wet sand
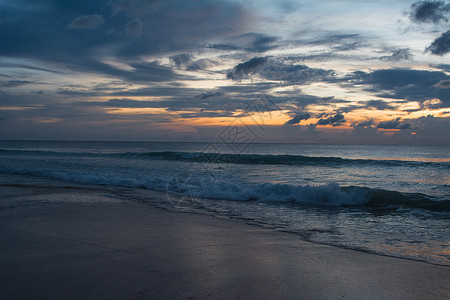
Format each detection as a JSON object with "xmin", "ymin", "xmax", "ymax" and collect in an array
[{"xmin": 0, "ymin": 185, "xmax": 449, "ymax": 299}]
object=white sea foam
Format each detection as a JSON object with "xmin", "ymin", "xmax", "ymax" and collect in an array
[{"xmin": 0, "ymin": 165, "xmax": 372, "ymax": 207}]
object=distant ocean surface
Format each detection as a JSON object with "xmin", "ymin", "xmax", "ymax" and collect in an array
[{"xmin": 1, "ymin": 140, "xmax": 449, "ymax": 265}]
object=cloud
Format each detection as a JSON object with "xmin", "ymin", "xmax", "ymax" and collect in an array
[
  {"xmin": 169, "ymin": 55, "xmax": 218, "ymax": 72},
  {"xmin": 227, "ymin": 57, "xmax": 268, "ymax": 80},
  {"xmin": 102, "ymin": 98, "xmax": 163, "ymax": 108},
  {"xmin": 68, "ymin": 14, "xmax": 105, "ymax": 29},
  {"xmin": 434, "ymin": 79, "xmax": 450, "ymax": 88},
  {"xmin": 194, "ymin": 91, "xmax": 224, "ymax": 100},
  {"xmin": 376, "ymin": 118, "xmax": 411, "ymax": 129},
  {"xmin": 283, "ymin": 33, "xmax": 368, "ymax": 54},
  {"xmin": 0, "ymin": 0, "xmax": 251, "ymax": 73},
  {"xmin": 346, "ymin": 68, "xmax": 450, "ymax": 107},
  {"xmin": 409, "ymin": 1, "xmax": 450, "ymax": 24},
  {"xmin": 76, "ymin": 60, "xmax": 184, "ymax": 83},
  {"xmin": 317, "ymin": 114, "xmax": 345, "ymax": 126},
  {"xmin": 210, "ymin": 33, "xmax": 278, "ymax": 53},
  {"xmin": 179, "ymin": 111, "xmax": 235, "ymax": 119},
  {"xmin": 432, "ymin": 64, "xmax": 450, "ymax": 72},
  {"xmin": 284, "ymin": 113, "xmax": 311, "ymax": 125},
  {"xmin": 380, "ymin": 48, "xmax": 413, "ymax": 61},
  {"xmin": 0, "ymin": 80, "xmax": 34, "ymax": 88},
  {"xmin": 170, "ymin": 54, "xmax": 192, "ymax": 68},
  {"xmin": 110, "ymin": 86, "xmax": 201, "ymax": 97},
  {"xmin": 364, "ymin": 100, "xmax": 395, "ymax": 110},
  {"xmin": 186, "ymin": 59, "xmax": 216, "ymax": 71},
  {"xmin": 301, "ymin": 33, "xmax": 362, "ymax": 47},
  {"xmin": 125, "ymin": 18, "xmax": 143, "ymax": 37},
  {"xmin": 421, "ymin": 98, "xmax": 442, "ymax": 109},
  {"xmin": 353, "ymin": 120, "xmax": 374, "ymax": 127},
  {"xmin": 227, "ymin": 57, "xmax": 334, "ymax": 83},
  {"xmin": 426, "ymin": 30, "xmax": 450, "ymax": 56},
  {"xmin": 261, "ymin": 62, "xmax": 333, "ymax": 83}
]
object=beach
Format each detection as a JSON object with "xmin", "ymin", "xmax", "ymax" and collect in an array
[{"xmin": 0, "ymin": 184, "xmax": 448, "ymax": 300}]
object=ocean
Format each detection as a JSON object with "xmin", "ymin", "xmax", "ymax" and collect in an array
[{"xmin": 0, "ymin": 140, "xmax": 449, "ymax": 265}]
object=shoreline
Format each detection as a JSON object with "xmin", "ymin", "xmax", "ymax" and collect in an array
[{"xmin": 0, "ymin": 184, "xmax": 449, "ymax": 299}]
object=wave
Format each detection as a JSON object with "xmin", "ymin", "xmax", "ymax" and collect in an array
[
  {"xmin": 1, "ymin": 165, "xmax": 448, "ymax": 211},
  {"xmin": 1, "ymin": 149, "xmax": 448, "ymax": 168}
]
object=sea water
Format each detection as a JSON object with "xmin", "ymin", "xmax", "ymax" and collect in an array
[{"xmin": 0, "ymin": 140, "xmax": 449, "ymax": 265}]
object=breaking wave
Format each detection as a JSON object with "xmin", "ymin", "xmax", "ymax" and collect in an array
[{"xmin": 1, "ymin": 164, "xmax": 448, "ymax": 211}]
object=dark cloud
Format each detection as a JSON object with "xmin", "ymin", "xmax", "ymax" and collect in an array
[
  {"xmin": 0, "ymin": 62, "xmax": 63, "ymax": 74},
  {"xmin": 364, "ymin": 100, "xmax": 395, "ymax": 110},
  {"xmin": 345, "ymin": 68, "xmax": 450, "ymax": 107},
  {"xmin": 227, "ymin": 57, "xmax": 268, "ymax": 80},
  {"xmin": 426, "ymin": 30, "xmax": 450, "ymax": 56},
  {"xmin": 353, "ymin": 120, "xmax": 374, "ymax": 127},
  {"xmin": 230, "ymin": 33, "xmax": 278, "ymax": 52},
  {"xmin": 288, "ymin": 33, "xmax": 368, "ymax": 52},
  {"xmin": 110, "ymin": 86, "xmax": 201, "ymax": 97},
  {"xmin": 0, "ymin": 0, "xmax": 250, "ymax": 76},
  {"xmin": 207, "ymin": 33, "xmax": 278, "ymax": 53},
  {"xmin": 376, "ymin": 118, "xmax": 411, "ymax": 130},
  {"xmin": 195, "ymin": 91, "xmax": 224, "ymax": 100},
  {"xmin": 0, "ymin": 80, "xmax": 34, "ymax": 88},
  {"xmin": 170, "ymin": 54, "xmax": 192, "ymax": 68},
  {"xmin": 102, "ymin": 98, "xmax": 163, "ymax": 108},
  {"xmin": 317, "ymin": 114, "xmax": 345, "ymax": 126},
  {"xmin": 206, "ymin": 44, "xmax": 241, "ymax": 51},
  {"xmin": 262, "ymin": 63, "xmax": 334, "ymax": 83},
  {"xmin": 434, "ymin": 79, "xmax": 450, "ymax": 88},
  {"xmin": 227, "ymin": 57, "xmax": 334, "ymax": 83},
  {"xmin": 409, "ymin": 1, "xmax": 450, "ymax": 24},
  {"xmin": 398, "ymin": 123, "xmax": 411, "ymax": 130},
  {"xmin": 302, "ymin": 33, "xmax": 361, "ymax": 46},
  {"xmin": 73, "ymin": 61, "xmax": 185, "ymax": 83},
  {"xmin": 420, "ymin": 98, "xmax": 443, "ymax": 109},
  {"xmin": 284, "ymin": 113, "xmax": 311, "ymax": 125},
  {"xmin": 113, "ymin": 0, "xmax": 250, "ymax": 56},
  {"xmin": 186, "ymin": 59, "xmax": 212, "ymax": 71},
  {"xmin": 243, "ymin": 33, "xmax": 277, "ymax": 51},
  {"xmin": 380, "ymin": 48, "xmax": 413, "ymax": 61},
  {"xmin": 57, "ymin": 90, "xmax": 103, "ymax": 97},
  {"xmin": 332, "ymin": 41, "xmax": 365, "ymax": 52},
  {"xmin": 179, "ymin": 111, "xmax": 235, "ymax": 119},
  {"xmin": 351, "ymin": 69, "xmax": 447, "ymax": 90},
  {"xmin": 84, "ymin": 83, "xmax": 295, "ymax": 116},
  {"xmin": 431, "ymin": 64, "xmax": 450, "ymax": 72},
  {"xmin": 68, "ymin": 14, "xmax": 105, "ymax": 29}
]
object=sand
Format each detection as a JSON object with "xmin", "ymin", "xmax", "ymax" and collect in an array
[{"xmin": 0, "ymin": 185, "xmax": 449, "ymax": 299}]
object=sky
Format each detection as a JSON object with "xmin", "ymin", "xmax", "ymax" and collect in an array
[{"xmin": 0, "ymin": 0, "xmax": 449, "ymax": 144}]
